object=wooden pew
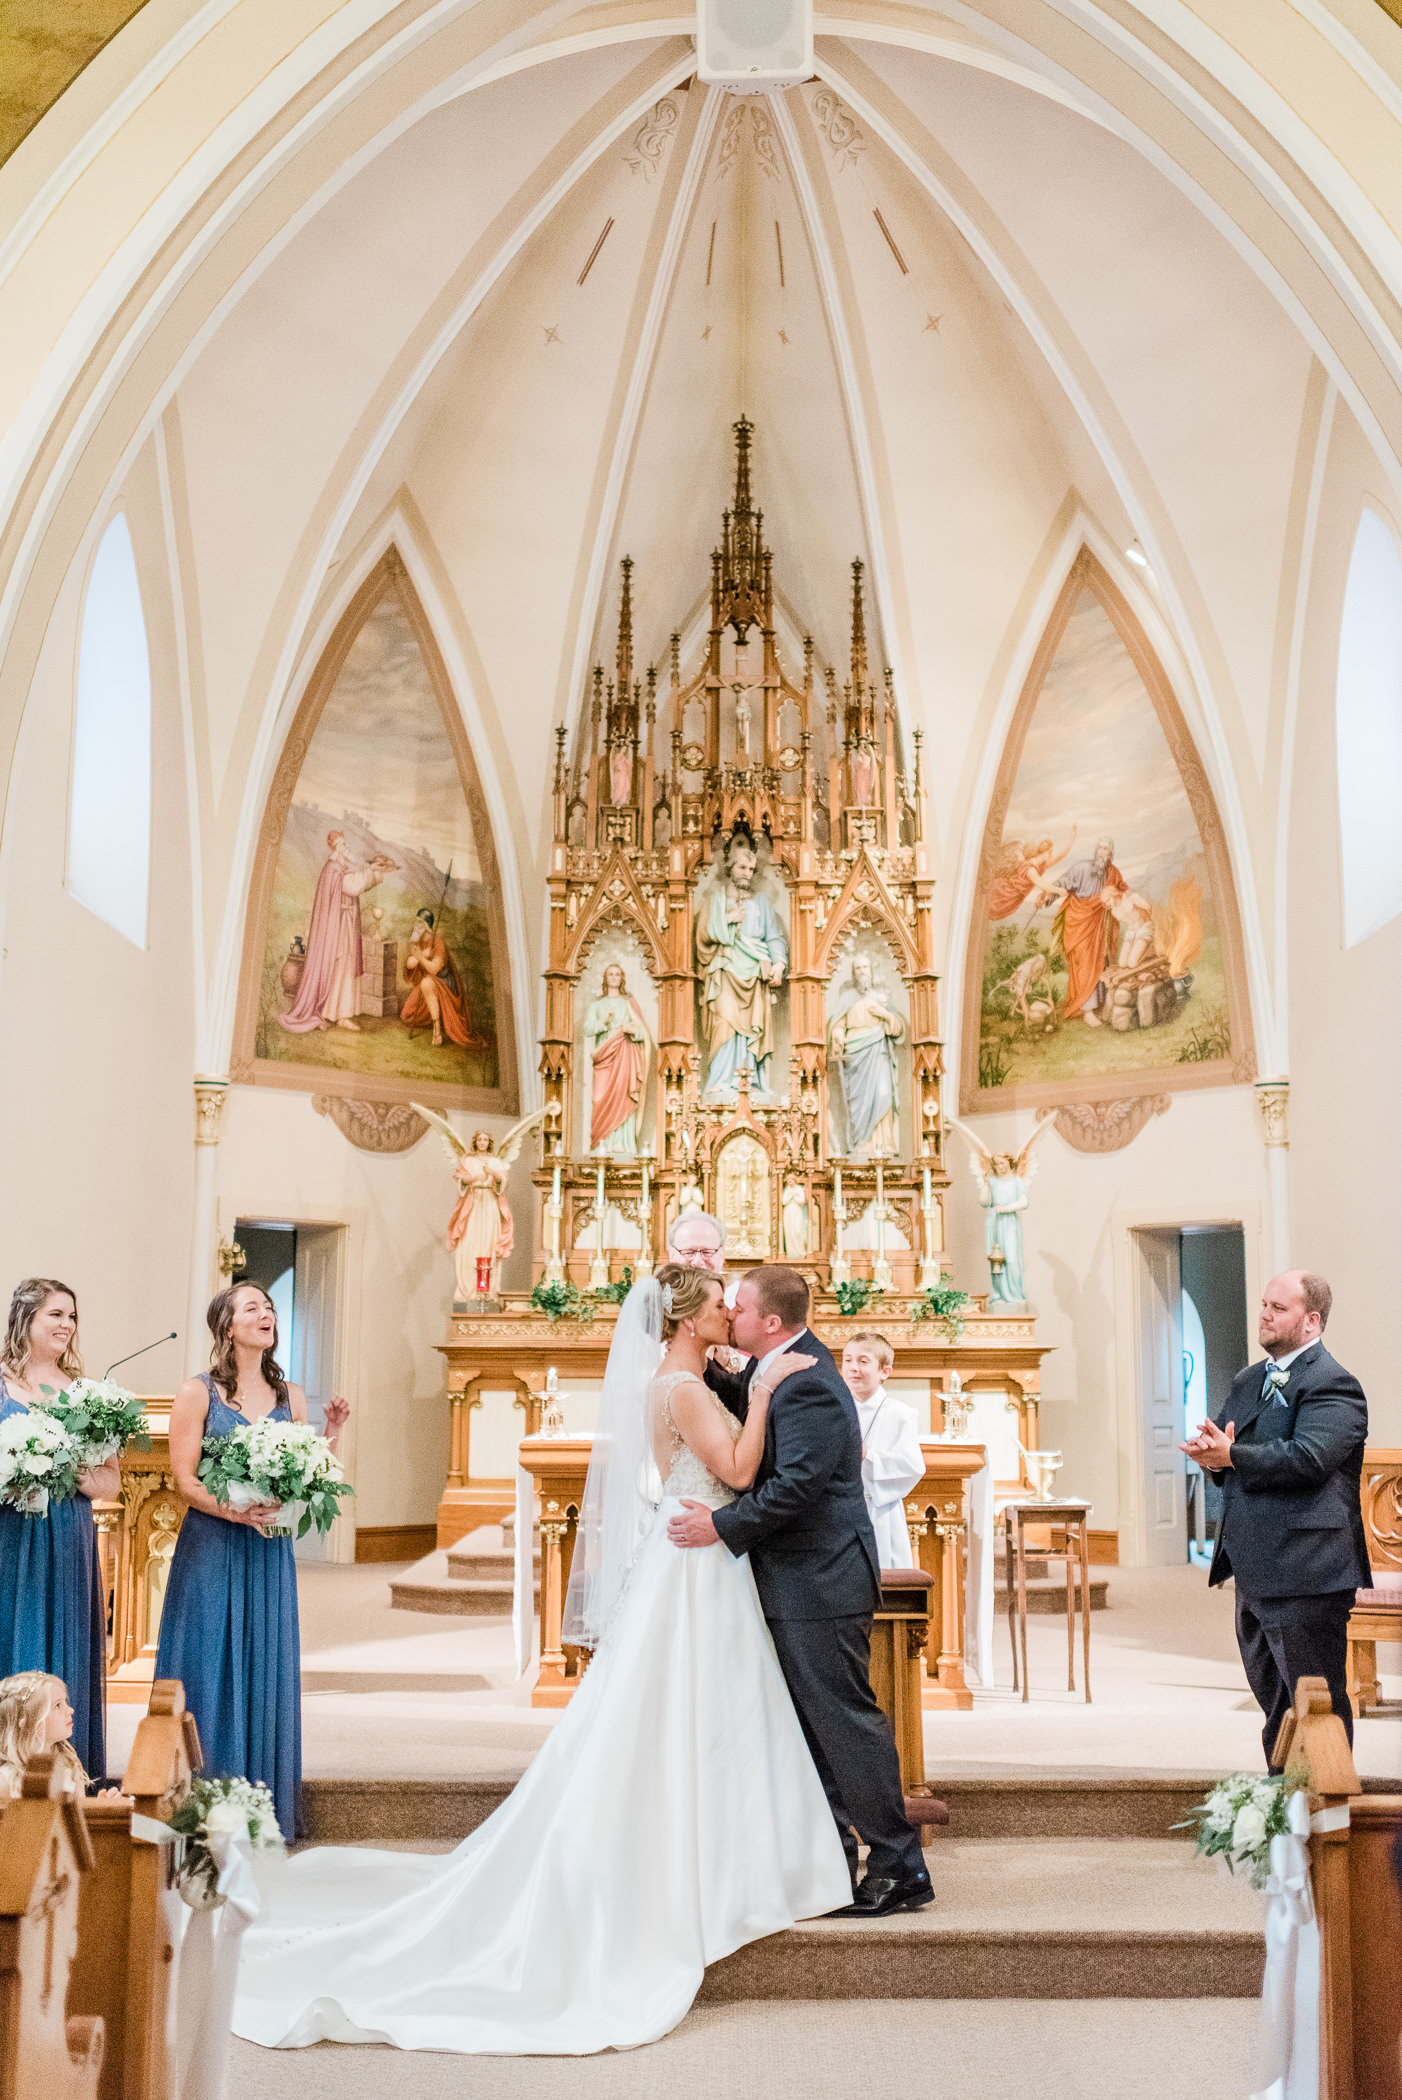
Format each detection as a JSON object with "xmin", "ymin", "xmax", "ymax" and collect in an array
[
  {"xmin": 0, "ymin": 1752, "xmax": 104, "ymax": 2100},
  {"xmin": 70, "ymin": 1683, "xmax": 201, "ymax": 2100},
  {"xmin": 1346, "ymin": 1446, "xmax": 1402, "ymax": 1715},
  {"xmin": 1273, "ymin": 1677, "xmax": 1402, "ymax": 2099}
]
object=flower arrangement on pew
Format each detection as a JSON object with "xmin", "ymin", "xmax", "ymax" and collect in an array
[
  {"xmin": 1182, "ymin": 1771, "xmax": 1308, "ymax": 1890},
  {"xmin": 199, "ymin": 1417, "xmax": 354, "ymax": 1538},
  {"xmin": 169, "ymin": 1776, "xmax": 284, "ymax": 1909},
  {"xmin": 0, "ymin": 1409, "xmax": 81, "ymax": 1516},
  {"xmin": 33, "ymin": 1377, "xmax": 151, "ymax": 1466}
]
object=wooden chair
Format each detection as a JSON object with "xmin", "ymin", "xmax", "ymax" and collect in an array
[
  {"xmin": 1273, "ymin": 1677, "xmax": 1402, "ymax": 2099},
  {"xmin": 1346, "ymin": 1448, "xmax": 1402, "ymax": 1716},
  {"xmin": 0, "ymin": 1752, "xmax": 104, "ymax": 2100},
  {"xmin": 869, "ymin": 1568, "xmax": 948, "ymax": 1846},
  {"xmin": 68, "ymin": 1682, "xmax": 201, "ymax": 2100}
]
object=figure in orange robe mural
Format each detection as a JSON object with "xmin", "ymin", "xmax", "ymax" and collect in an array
[
  {"xmin": 1052, "ymin": 838, "xmax": 1126, "ymax": 1025},
  {"xmin": 400, "ymin": 908, "xmax": 484, "ymax": 1049}
]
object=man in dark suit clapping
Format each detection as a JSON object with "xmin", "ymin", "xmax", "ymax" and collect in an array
[{"xmin": 1182, "ymin": 1270, "xmax": 1370, "ymax": 1762}]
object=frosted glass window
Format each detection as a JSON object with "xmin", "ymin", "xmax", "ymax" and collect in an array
[
  {"xmin": 69, "ymin": 514, "xmax": 151, "ymax": 946},
  {"xmin": 1337, "ymin": 507, "xmax": 1402, "ymax": 948}
]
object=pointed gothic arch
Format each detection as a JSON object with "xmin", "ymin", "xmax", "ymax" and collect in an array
[
  {"xmin": 232, "ymin": 548, "xmax": 519, "ymax": 1116},
  {"xmin": 959, "ymin": 548, "xmax": 1255, "ymax": 1116}
]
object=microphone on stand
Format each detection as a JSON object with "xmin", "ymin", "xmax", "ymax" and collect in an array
[{"xmin": 104, "ymin": 1332, "xmax": 178, "ymax": 1379}]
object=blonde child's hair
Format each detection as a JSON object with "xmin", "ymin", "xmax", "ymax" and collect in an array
[
  {"xmin": 842, "ymin": 1328, "xmax": 894, "ymax": 1373},
  {"xmin": 0, "ymin": 1671, "xmax": 88, "ymax": 1800}
]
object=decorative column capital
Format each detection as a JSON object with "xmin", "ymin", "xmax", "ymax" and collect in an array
[
  {"xmin": 1254, "ymin": 1076, "xmax": 1290, "ymax": 1148},
  {"xmin": 193, "ymin": 1075, "xmax": 230, "ymax": 1147}
]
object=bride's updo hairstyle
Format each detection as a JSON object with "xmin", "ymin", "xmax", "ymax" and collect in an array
[{"xmin": 654, "ymin": 1263, "xmax": 719, "ymax": 1342}]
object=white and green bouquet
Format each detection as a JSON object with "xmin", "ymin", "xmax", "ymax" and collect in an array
[
  {"xmin": 0, "ymin": 1408, "xmax": 82, "ymax": 1517},
  {"xmin": 199, "ymin": 1415, "xmax": 353, "ymax": 1537},
  {"xmin": 1182, "ymin": 1770, "xmax": 1307, "ymax": 1890},
  {"xmin": 167, "ymin": 1776, "xmax": 284, "ymax": 1909},
  {"xmin": 35, "ymin": 1378, "xmax": 150, "ymax": 1467}
]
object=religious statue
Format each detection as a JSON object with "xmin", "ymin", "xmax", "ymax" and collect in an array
[
  {"xmin": 677, "ymin": 1171, "xmax": 704, "ymax": 1216},
  {"xmin": 780, "ymin": 1177, "xmax": 810, "ymax": 1258},
  {"xmin": 827, "ymin": 955, "xmax": 905, "ymax": 1157},
  {"xmin": 414, "ymin": 1105, "xmax": 546, "ymax": 1298},
  {"xmin": 583, "ymin": 963, "xmax": 653, "ymax": 1156},
  {"xmin": 945, "ymin": 1115, "xmax": 1056, "ymax": 1305},
  {"xmin": 278, "ymin": 829, "xmax": 397, "ymax": 1033},
  {"xmin": 695, "ymin": 832, "xmax": 788, "ymax": 1098}
]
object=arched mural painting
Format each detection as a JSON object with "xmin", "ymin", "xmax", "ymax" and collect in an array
[
  {"xmin": 960, "ymin": 549, "xmax": 1255, "ymax": 1115},
  {"xmin": 232, "ymin": 551, "xmax": 518, "ymax": 1115}
]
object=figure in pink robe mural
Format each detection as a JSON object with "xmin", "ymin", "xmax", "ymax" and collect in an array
[{"xmin": 279, "ymin": 830, "xmax": 397, "ymax": 1032}]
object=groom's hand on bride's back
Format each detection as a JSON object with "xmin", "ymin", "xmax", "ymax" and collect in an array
[{"xmin": 668, "ymin": 1499, "xmax": 719, "ymax": 1548}]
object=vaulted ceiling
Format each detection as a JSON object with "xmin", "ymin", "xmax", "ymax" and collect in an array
[{"xmin": 5, "ymin": 1, "xmax": 1402, "ymax": 1073}]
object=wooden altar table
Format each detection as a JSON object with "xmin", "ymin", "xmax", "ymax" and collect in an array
[
  {"xmin": 518, "ymin": 1431, "xmax": 985, "ymax": 1721},
  {"xmin": 441, "ymin": 1297, "xmax": 1049, "ymax": 1546}
]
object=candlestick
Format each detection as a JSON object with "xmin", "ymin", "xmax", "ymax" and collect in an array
[
  {"xmin": 829, "ymin": 1164, "xmax": 850, "ymax": 1287},
  {"xmin": 918, "ymin": 1162, "xmax": 941, "ymax": 1290},
  {"xmin": 873, "ymin": 1158, "xmax": 892, "ymax": 1290},
  {"xmin": 589, "ymin": 1159, "xmax": 609, "ymax": 1290},
  {"xmin": 637, "ymin": 1156, "xmax": 653, "ymax": 1276},
  {"xmin": 544, "ymin": 1161, "xmax": 565, "ymax": 1284}
]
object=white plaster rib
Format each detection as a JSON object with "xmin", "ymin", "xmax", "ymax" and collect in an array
[
  {"xmin": 767, "ymin": 91, "xmax": 914, "ymax": 745},
  {"xmin": 556, "ymin": 83, "xmax": 725, "ymax": 754},
  {"xmin": 1270, "ymin": 376, "xmax": 1338, "ymax": 1069},
  {"xmin": 152, "ymin": 411, "xmax": 209, "ymax": 1015}
]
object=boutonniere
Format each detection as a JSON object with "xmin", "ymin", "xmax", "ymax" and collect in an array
[{"xmin": 1264, "ymin": 1364, "xmax": 1290, "ymax": 1398}]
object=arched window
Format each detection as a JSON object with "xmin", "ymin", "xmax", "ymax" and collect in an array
[
  {"xmin": 1337, "ymin": 506, "xmax": 1402, "ymax": 948},
  {"xmin": 69, "ymin": 513, "xmax": 152, "ymax": 946}
]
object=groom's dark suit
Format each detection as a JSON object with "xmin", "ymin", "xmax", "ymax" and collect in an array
[
  {"xmin": 707, "ymin": 1332, "xmax": 923, "ymax": 1882},
  {"xmin": 1207, "ymin": 1340, "xmax": 1369, "ymax": 1760}
]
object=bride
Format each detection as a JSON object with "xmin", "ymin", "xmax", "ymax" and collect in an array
[{"xmin": 232, "ymin": 1263, "xmax": 852, "ymax": 2056}]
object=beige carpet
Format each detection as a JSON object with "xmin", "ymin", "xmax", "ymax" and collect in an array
[{"xmin": 227, "ymin": 1998, "xmax": 1260, "ymax": 2099}]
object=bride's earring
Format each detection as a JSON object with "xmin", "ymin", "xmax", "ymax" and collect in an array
[{"xmin": 686, "ymin": 1321, "xmax": 696, "ymax": 1337}]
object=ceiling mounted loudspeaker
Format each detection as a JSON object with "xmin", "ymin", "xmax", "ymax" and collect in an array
[{"xmin": 696, "ymin": 0, "xmax": 813, "ymax": 91}]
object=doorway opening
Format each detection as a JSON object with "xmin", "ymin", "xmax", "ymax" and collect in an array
[
  {"xmin": 234, "ymin": 1216, "xmax": 346, "ymax": 1562},
  {"xmin": 1131, "ymin": 1223, "xmax": 1248, "ymax": 1567}
]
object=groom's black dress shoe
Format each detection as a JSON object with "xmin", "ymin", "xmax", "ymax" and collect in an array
[{"xmin": 836, "ymin": 1868, "xmax": 935, "ymax": 1918}]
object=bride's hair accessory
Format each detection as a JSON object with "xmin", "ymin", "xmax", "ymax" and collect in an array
[{"xmin": 661, "ymin": 1284, "xmax": 674, "ymax": 1315}]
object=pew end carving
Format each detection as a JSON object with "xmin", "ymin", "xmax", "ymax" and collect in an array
[{"xmin": 0, "ymin": 1753, "xmax": 103, "ymax": 2100}]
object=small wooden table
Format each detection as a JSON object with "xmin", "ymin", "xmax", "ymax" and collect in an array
[{"xmin": 1002, "ymin": 1498, "xmax": 1093, "ymax": 1703}]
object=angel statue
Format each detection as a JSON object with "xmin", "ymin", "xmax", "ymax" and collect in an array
[
  {"xmin": 944, "ymin": 1115, "xmax": 1056, "ymax": 1306},
  {"xmin": 413, "ymin": 1106, "xmax": 547, "ymax": 1299}
]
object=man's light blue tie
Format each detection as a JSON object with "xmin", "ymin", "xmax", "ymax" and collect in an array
[{"xmin": 1262, "ymin": 1363, "xmax": 1290, "ymax": 1408}]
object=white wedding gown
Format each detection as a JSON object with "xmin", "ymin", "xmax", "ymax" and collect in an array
[{"xmin": 232, "ymin": 1375, "xmax": 851, "ymax": 2055}]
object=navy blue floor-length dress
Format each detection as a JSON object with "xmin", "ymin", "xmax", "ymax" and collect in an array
[
  {"xmin": 155, "ymin": 1377, "xmax": 301, "ymax": 1839},
  {"xmin": 0, "ymin": 1380, "xmax": 107, "ymax": 1777}
]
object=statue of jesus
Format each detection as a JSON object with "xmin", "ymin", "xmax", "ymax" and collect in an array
[{"xmin": 695, "ymin": 835, "xmax": 788, "ymax": 1099}]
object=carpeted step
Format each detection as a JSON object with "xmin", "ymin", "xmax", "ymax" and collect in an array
[
  {"xmin": 298, "ymin": 1772, "xmax": 1217, "ymax": 1846},
  {"xmin": 389, "ymin": 1544, "xmax": 536, "ymax": 1617}
]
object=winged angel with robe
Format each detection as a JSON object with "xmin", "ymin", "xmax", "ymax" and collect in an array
[
  {"xmin": 414, "ymin": 1106, "xmax": 547, "ymax": 1298},
  {"xmin": 945, "ymin": 1115, "xmax": 1056, "ymax": 1306}
]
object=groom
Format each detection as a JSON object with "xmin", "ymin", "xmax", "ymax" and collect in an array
[{"xmin": 668, "ymin": 1264, "xmax": 931, "ymax": 1915}]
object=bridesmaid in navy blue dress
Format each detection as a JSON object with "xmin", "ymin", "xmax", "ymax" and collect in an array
[
  {"xmin": 156, "ymin": 1283, "xmax": 348, "ymax": 1842},
  {"xmin": 0, "ymin": 1278, "xmax": 119, "ymax": 1779}
]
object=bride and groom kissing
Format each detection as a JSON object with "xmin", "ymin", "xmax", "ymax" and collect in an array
[{"xmin": 233, "ymin": 1260, "xmax": 932, "ymax": 2058}]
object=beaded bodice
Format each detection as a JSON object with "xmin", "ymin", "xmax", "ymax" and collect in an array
[{"xmin": 653, "ymin": 1371, "xmax": 740, "ymax": 1510}]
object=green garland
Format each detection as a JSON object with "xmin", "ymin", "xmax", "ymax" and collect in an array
[
  {"xmin": 909, "ymin": 1283, "xmax": 972, "ymax": 1342},
  {"xmin": 530, "ymin": 1267, "xmax": 635, "ymax": 1322},
  {"xmin": 833, "ymin": 1279, "xmax": 884, "ymax": 1317}
]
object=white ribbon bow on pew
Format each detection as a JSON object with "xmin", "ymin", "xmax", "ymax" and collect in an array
[
  {"xmin": 1251, "ymin": 1788, "xmax": 1320, "ymax": 2100},
  {"xmin": 174, "ymin": 1830, "xmax": 262, "ymax": 2100}
]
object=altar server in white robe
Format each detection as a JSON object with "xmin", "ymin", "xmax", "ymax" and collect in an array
[{"xmin": 840, "ymin": 1332, "xmax": 924, "ymax": 1569}]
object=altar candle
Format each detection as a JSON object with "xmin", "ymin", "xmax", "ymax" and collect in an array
[
  {"xmin": 833, "ymin": 1165, "xmax": 843, "ymax": 1213},
  {"xmin": 596, "ymin": 1160, "xmax": 606, "ymax": 1230},
  {"xmin": 874, "ymin": 1160, "xmax": 886, "ymax": 1258},
  {"xmin": 552, "ymin": 1163, "xmax": 562, "ymax": 1208}
]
